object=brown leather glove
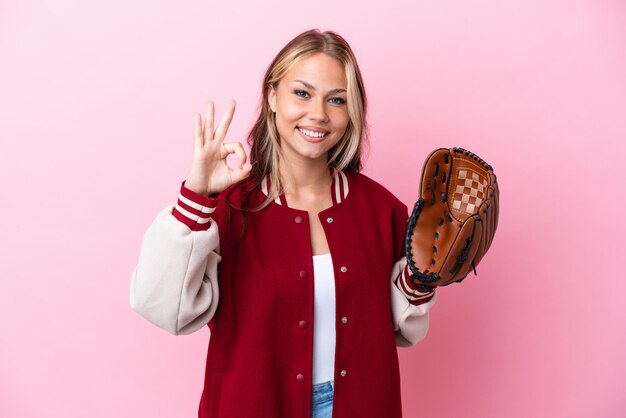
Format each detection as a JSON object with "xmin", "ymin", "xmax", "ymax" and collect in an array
[{"xmin": 405, "ymin": 147, "xmax": 499, "ymax": 292}]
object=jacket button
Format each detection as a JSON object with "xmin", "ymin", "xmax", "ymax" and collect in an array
[
  {"xmin": 340, "ymin": 369, "xmax": 347, "ymax": 377},
  {"xmin": 295, "ymin": 216, "xmax": 303, "ymax": 224},
  {"xmin": 326, "ymin": 217, "xmax": 333, "ymax": 223},
  {"xmin": 341, "ymin": 316, "xmax": 348, "ymax": 324},
  {"xmin": 296, "ymin": 373, "xmax": 305, "ymax": 382},
  {"xmin": 299, "ymin": 320, "xmax": 308, "ymax": 329},
  {"xmin": 340, "ymin": 266, "xmax": 347, "ymax": 273},
  {"xmin": 299, "ymin": 270, "xmax": 308, "ymax": 278}
]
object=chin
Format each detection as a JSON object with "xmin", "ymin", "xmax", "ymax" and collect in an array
[{"xmin": 299, "ymin": 151, "xmax": 328, "ymax": 161}]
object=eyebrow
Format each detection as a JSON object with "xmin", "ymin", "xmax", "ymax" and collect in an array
[{"xmin": 292, "ymin": 80, "xmax": 347, "ymax": 95}]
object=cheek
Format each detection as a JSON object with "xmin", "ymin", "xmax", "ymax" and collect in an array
[
  {"xmin": 277, "ymin": 96, "xmax": 307, "ymax": 120},
  {"xmin": 332, "ymin": 110, "xmax": 350, "ymax": 131},
  {"xmin": 275, "ymin": 107, "xmax": 299, "ymax": 130}
]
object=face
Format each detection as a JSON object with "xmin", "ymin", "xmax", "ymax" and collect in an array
[{"xmin": 268, "ymin": 52, "xmax": 350, "ymax": 165}]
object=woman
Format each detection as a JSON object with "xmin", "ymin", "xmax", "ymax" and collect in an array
[{"xmin": 130, "ymin": 29, "xmax": 437, "ymax": 418}]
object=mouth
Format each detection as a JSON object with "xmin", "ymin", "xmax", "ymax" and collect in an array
[{"xmin": 297, "ymin": 127, "xmax": 329, "ymax": 143}]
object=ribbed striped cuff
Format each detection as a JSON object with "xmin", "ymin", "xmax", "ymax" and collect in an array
[
  {"xmin": 396, "ymin": 263, "xmax": 435, "ymax": 306},
  {"xmin": 171, "ymin": 180, "xmax": 218, "ymax": 231}
]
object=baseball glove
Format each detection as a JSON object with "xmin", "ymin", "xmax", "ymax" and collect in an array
[{"xmin": 405, "ymin": 147, "xmax": 499, "ymax": 293}]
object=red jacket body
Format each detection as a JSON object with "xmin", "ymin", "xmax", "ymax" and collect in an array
[{"xmin": 130, "ymin": 169, "xmax": 436, "ymax": 418}]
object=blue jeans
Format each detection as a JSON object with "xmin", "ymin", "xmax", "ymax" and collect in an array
[{"xmin": 311, "ymin": 380, "xmax": 334, "ymax": 418}]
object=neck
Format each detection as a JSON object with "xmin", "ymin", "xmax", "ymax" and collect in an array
[{"xmin": 278, "ymin": 156, "xmax": 332, "ymax": 197}]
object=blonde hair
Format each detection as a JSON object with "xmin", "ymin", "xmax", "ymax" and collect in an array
[{"xmin": 242, "ymin": 28, "xmax": 369, "ymax": 211}]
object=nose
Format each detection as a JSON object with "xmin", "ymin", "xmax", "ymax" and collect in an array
[{"xmin": 307, "ymin": 98, "xmax": 329, "ymax": 122}]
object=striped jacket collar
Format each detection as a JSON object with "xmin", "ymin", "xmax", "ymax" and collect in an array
[{"xmin": 260, "ymin": 167, "xmax": 350, "ymax": 207}]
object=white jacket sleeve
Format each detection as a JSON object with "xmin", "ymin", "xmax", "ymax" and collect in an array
[
  {"xmin": 130, "ymin": 182, "xmax": 222, "ymax": 336},
  {"xmin": 390, "ymin": 257, "xmax": 437, "ymax": 347}
]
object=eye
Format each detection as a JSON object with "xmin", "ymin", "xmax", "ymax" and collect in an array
[
  {"xmin": 329, "ymin": 97, "xmax": 346, "ymax": 105},
  {"xmin": 294, "ymin": 89, "xmax": 310, "ymax": 98}
]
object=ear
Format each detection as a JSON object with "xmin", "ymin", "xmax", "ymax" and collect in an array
[{"xmin": 268, "ymin": 86, "xmax": 277, "ymax": 112}]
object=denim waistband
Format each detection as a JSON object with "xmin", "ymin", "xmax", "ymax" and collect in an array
[
  {"xmin": 312, "ymin": 379, "xmax": 334, "ymax": 393},
  {"xmin": 311, "ymin": 379, "xmax": 334, "ymax": 407}
]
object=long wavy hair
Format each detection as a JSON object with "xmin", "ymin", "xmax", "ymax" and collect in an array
[{"xmin": 225, "ymin": 29, "xmax": 369, "ymax": 243}]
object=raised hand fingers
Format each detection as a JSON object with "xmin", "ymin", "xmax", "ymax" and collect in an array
[
  {"xmin": 193, "ymin": 113, "xmax": 203, "ymax": 149},
  {"xmin": 222, "ymin": 141, "xmax": 248, "ymax": 168},
  {"xmin": 214, "ymin": 99, "xmax": 236, "ymax": 144},
  {"xmin": 203, "ymin": 100, "xmax": 215, "ymax": 144}
]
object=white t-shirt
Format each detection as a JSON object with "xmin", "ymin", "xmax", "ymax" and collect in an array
[{"xmin": 312, "ymin": 252, "xmax": 336, "ymax": 384}]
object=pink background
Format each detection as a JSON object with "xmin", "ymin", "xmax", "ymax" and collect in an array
[{"xmin": 1, "ymin": 0, "xmax": 625, "ymax": 417}]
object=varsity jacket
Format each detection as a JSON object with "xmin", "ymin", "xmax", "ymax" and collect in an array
[{"xmin": 130, "ymin": 168, "xmax": 436, "ymax": 418}]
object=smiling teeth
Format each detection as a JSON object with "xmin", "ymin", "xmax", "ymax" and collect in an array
[{"xmin": 299, "ymin": 128, "xmax": 327, "ymax": 138}]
